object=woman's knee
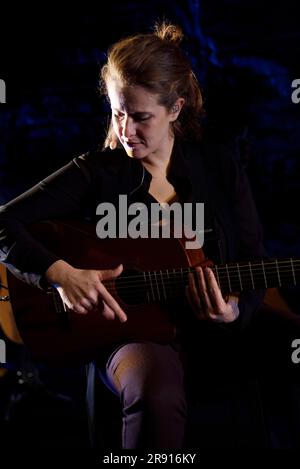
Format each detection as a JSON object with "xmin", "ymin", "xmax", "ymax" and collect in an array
[{"xmin": 105, "ymin": 342, "xmax": 185, "ymax": 402}]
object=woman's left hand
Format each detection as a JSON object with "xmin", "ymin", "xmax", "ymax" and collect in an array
[{"xmin": 186, "ymin": 266, "xmax": 240, "ymax": 323}]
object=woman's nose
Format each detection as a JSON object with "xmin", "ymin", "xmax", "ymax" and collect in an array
[{"xmin": 122, "ymin": 116, "xmax": 136, "ymax": 139}]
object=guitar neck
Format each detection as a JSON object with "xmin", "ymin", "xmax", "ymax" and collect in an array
[
  {"xmin": 212, "ymin": 258, "xmax": 300, "ymax": 293},
  {"xmin": 110, "ymin": 258, "xmax": 300, "ymax": 304}
]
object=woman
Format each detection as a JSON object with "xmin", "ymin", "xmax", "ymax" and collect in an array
[{"xmin": 0, "ymin": 22, "xmax": 265, "ymax": 448}]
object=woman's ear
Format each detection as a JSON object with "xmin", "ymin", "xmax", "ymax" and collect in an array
[{"xmin": 170, "ymin": 97, "xmax": 185, "ymax": 120}]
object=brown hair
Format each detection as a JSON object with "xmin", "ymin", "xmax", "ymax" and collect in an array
[{"xmin": 101, "ymin": 21, "xmax": 205, "ymax": 149}]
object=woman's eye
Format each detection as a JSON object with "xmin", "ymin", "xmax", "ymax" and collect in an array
[
  {"xmin": 135, "ymin": 115, "xmax": 150, "ymax": 122},
  {"xmin": 112, "ymin": 113, "xmax": 150, "ymax": 122}
]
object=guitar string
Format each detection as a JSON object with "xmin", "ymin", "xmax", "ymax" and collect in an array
[
  {"xmin": 112, "ymin": 264, "xmax": 300, "ymax": 283},
  {"xmin": 103, "ymin": 269, "xmax": 300, "ymax": 293},
  {"xmin": 105, "ymin": 277, "xmax": 299, "ymax": 295},
  {"xmin": 104, "ymin": 271, "xmax": 298, "ymax": 300},
  {"xmin": 48, "ymin": 266, "xmax": 299, "ymax": 304},
  {"xmin": 48, "ymin": 267, "xmax": 298, "ymax": 304},
  {"xmin": 103, "ymin": 281, "xmax": 275, "ymax": 301},
  {"xmin": 4, "ymin": 265, "xmax": 298, "ymax": 294},
  {"xmin": 105, "ymin": 260, "xmax": 300, "ymax": 284},
  {"xmin": 102, "ymin": 264, "xmax": 300, "ymax": 288},
  {"xmin": 5, "ymin": 266, "xmax": 298, "ymax": 304},
  {"xmin": 110, "ymin": 265, "xmax": 300, "ymax": 286},
  {"xmin": 4, "ymin": 263, "xmax": 299, "ymax": 294},
  {"xmin": 44, "ymin": 264, "xmax": 300, "ymax": 298}
]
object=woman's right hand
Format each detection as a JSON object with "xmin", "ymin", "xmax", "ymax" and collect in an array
[{"xmin": 45, "ymin": 260, "xmax": 127, "ymax": 322}]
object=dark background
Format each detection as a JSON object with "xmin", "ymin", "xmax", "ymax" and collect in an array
[
  {"xmin": 0, "ymin": 0, "xmax": 300, "ymax": 452},
  {"xmin": 1, "ymin": 1, "xmax": 300, "ymax": 260}
]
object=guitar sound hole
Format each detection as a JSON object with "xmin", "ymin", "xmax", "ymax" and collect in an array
[{"xmin": 115, "ymin": 269, "xmax": 147, "ymax": 305}]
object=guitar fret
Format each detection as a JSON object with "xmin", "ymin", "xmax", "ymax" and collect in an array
[
  {"xmin": 148, "ymin": 271, "xmax": 156, "ymax": 301},
  {"xmin": 225, "ymin": 264, "xmax": 232, "ymax": 292},
  {"xmin": 275, "ymin": 259, "xmax": 281, "ymax": 287},
  {"xmin": 236, "ymin": 263, "xmax": 243, "ymax": 291},
  {"xmin": 214, "ymin": 265, "xmax": 220, "ymax": 288},
  {"xmin": 172, "ymin": 269, "xmax": 176, "ymax": 289},
  {"xmin": 166, "ymin": 269, "xmax": 172, "ymax": 300},
  {"xmin": 173, "ymin": 268, "xmax": 179, "ymax": 291},
  {"xmin": 291, "ymin": 258, "xmax": 296, "ymax": 286},
  {"xmin": 160, "ymin": 270, "xmax": 167, "ymax": 300},
  {"xmin": 262, "ymin": 260, "xmax": 268, "ymax": 288},
  {"xmin": 143, "ymin": 271, "xmax": 150, "ymax": 303},
  {"xmin": 187, "ymin": 267, "xmax": 193, "ymax": 289},
  {"xmin": 153, "ymin": 271, "xmax": 160, "ymax": 301},
  {"xmin": 249, "ymin": 262, "xmax": 255, "ymax": 289}
]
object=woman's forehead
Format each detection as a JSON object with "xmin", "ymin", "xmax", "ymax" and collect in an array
[{"xmin": 108, "ymin": 82, "xmax": 161, "ymax": 111}]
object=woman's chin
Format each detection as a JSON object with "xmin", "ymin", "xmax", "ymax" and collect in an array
[{"xmin": 125, "ymin": 146, "xmax": 146, "ymax": 159}]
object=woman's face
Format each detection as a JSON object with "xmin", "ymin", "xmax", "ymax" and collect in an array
[{"xmin": 107, "ymin": 80, "xmax": 180, "ymax": 160}]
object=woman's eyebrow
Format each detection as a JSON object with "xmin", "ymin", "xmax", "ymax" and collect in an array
[
  {"xmin": 112, "ymin": 107, "xmax": 151, "ymax": 115},
  {"xmin": 130, "ymin": 111, "xmax": 151, "ymax": 117}
]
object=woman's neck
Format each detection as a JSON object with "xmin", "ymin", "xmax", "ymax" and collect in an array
[{"xmin": 142, "ymin": 136, "xmax": 175, "ymax": 178}]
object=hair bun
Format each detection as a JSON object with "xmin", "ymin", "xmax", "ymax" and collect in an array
[{"xmin": 154, "ymin": 21, "xmax": 183, "ymax": 45}]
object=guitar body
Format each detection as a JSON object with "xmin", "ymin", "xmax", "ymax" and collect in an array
[
  {"xmin": 0, "ymin": 263, "xmax": 23, "ymax": 344},
  {"xmin": 6, "ymin": 220, "xmax": 204, "ymax": 363}
]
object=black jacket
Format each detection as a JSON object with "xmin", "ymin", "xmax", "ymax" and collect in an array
[{"xmin": 0, "ymin": 138, "xmax": 266, "ymax": 326}]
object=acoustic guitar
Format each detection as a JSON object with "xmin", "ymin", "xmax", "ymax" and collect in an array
[{"xmin": 1, "ymin": 219, "xmax": 299, "ymax": 363}]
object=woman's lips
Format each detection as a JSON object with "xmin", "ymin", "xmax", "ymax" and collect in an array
[{"xmin": 124, "ymin": 141, "xmax": 142, "ymax": 147}]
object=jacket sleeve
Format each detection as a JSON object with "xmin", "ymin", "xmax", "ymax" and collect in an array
[{"xmin": 0, "ymin": 154, "xmax": 96, "ymax": 288}]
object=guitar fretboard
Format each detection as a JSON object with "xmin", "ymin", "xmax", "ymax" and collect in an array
[
  {"xmin": 109, "ymin": 258, "xmax": 300, "ymax": 304},
  {"xmin": 212, "ymin": 258, "xmax": 299, "ymax": 293}
]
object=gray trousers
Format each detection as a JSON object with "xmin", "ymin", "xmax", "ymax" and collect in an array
[{"xmin": 87, "ymin": 342, "xmax": 187, "ymax": 449}]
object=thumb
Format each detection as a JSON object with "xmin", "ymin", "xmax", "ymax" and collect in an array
[{"xmin": 100, "ymin": 264, "xmax": 123, "ymax": 281}]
